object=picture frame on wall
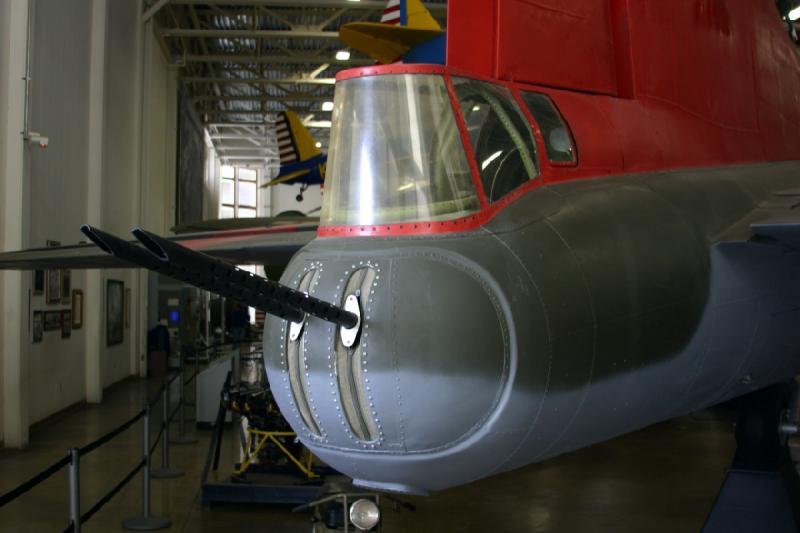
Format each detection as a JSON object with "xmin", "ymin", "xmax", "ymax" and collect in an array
[
  {"xmin": 43, "ymin": 310, "xmax": 61, "ymax": 331},
  {"xmin": 107, "ymin": 279, "xmax": 124, "ymax": 346},
  {"xmin": 61, "ymin": 270, "xmax": 71, "ymax": 304},
  {"xmin": 46, "ymin": 270, "xmax": 61, "ymax": 304},
  {"xmin": 32, "ymin": 311, "xmax": 43, "ymax": 343},
  {"xmin": 71, "ymin": 290, "xmax": 83, "ymax": 330},
  {"xmin": 33, "ymin": 270, "xmax": 44, "ymax": 295},
  {"xmin": 61, "ymin": 310, "xmax": 71, "ymax": 339}
]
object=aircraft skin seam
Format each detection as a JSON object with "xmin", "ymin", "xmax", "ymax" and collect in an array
[
  {"xmin": 531, "ymin": 217, "xmax": 599, "ymax": 462},
  {"xmin": 390, "ymin": 260, "xmax": 407, "ymax": 450},
  {"xmin": 482, "ymin": 226, "xmax": 554, "ymax": 474},
  {"xmin": 708, "ymin": 251, "xmax": 766, "ymax": 404},
  {"xmin": 307, "ymin": 248, "xmax": 510, "ymax": 455}
]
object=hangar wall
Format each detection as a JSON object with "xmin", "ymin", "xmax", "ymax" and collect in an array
[
  {"xmin": 0, "ymin": 0, "xmax": 178, "ymax": 446},
  {"xmin": 0, "ymin": 0, "xmax": 28, "ymax": 448}
]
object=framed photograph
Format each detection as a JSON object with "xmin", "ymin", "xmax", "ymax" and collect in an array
[
  {"xmin": 32, "ymin": 311, "xmax": 43, "ymax": 343},
  {"xmin": 33, "ymin": 270, "xmax": 44, "ymax": 295},
  {"xmin": 61, "ymin": 310, "xmax": 71, "ymax": 339},
  {"xmin": 46, "ymin": 270, "xmax": 61, "ymax": 304},
  {"xmin": 43, "ymin": 310, "xmax": 61, "ymax": 331},
  {"xmin": 61, "ymin": 270, "xmax": 71, "ymax": 304},
  {"xmin": 124, "ymin": 288, "xmax": 131, "ymax": 329},
  {"xmin": 107, "ymin": 279, "xmax": 124, "ymax": 346},
  {"xmin": 71, "ymin": 290, "xmax": 83, "ymax": 330}
]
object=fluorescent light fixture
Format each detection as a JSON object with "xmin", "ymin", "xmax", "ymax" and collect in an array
[
  {"xmin": 335, "ymin": 49, "xmax": 351, "ymax": 61},
  {"xmin": 790, "ymin": 6, "xmax": 800, "ymax": 20},
  {"xmin": 397, "ymin": 182, "xmax": 415, "ymax": 192},
  {"xmin": 321, "ymin": 101, "xmax": 335, "ymax": 112},
  {"xmin": 347, "ymin": 0, "xmax": 360, "ymax": 2},
  {"xmin": 315, "ymin": 142, "xmax": 322, "ymax": 148},
  {"xmin": 481, "ymin": 150, "xmax": 503, "ymax": 170}
]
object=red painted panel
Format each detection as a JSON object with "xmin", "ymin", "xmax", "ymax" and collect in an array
[
  {"xmin": 627, "ymin": 1, "xmax": 760, "ymax": 137},
  {"xmin": 495, "ymin": 0, "xmax": 618, "ymax": 95},
  {"xmin": 445, "ymin": 0, "xmax": 496, "ymax": 79},
  {"xmin": 325, "ymin": 0, "xmax": 800, "ymax": 237}
]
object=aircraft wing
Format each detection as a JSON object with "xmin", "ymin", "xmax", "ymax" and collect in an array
[
  {"xmin": 751, "ymin": 217, "xmax": 800, "ymax": 249},
  {"xmin": 171, "ymin": 215, "xmax": 318, "ymax": 234},
  {"xmin": 749, "ymin": 190, "xmax": 800, "ymax": 248},
  {"xmin": 0, "ymin": 222, "xmax": 318, "ymax": 270}
]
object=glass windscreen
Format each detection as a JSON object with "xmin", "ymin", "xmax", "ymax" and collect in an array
[
  {"xmin": 453, "ymin": 78, "xmax": 539, "ymax": 202},
  {"xmin": 321, "ymin": 74, "xmax": 480, "ymax": 226}
]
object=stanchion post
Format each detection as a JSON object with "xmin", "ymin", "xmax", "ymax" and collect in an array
[
  {"xmin": 151, "ymin": 379, "xmax": 184, "ymax": 479},
  {"xmin": 122, "ymin": 407, "xmax": 170, "ymax": 531},
  {"xmin": 68, "ymin": 448, "xmax": 81, "ymax": 533},
  {"xmin": 171, "ymin": 372, "xmax": 197, "ymax": 445}
]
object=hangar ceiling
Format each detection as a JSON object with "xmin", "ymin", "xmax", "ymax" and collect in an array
[{"xmin": 143, "ymin": 0, "xmax": 448, "ymax": 170}]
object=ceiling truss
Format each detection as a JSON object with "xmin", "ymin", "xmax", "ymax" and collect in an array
[{"xmin": 144, "ymin": 0, "xmax": 447, "ymax": 168}]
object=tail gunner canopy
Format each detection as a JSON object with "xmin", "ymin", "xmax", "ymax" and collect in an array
[{"xmin": 320, "ymin": 71, "xmax": 540, "ymax": 229}]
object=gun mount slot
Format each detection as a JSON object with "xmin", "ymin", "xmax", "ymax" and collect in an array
[
  {"xmin": 335, "ymin": 268, "xmax": 379, "ymax": 442},
  {"xmin": 286, "ymin": 269, "xmax": 322, "ymax": 437}
]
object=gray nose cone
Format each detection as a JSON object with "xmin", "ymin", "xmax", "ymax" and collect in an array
[{"xmin": 264, "ymin": 247, "xmax": 511, "ymax": 493}]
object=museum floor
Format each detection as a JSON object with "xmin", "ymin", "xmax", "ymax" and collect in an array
[{"xmin": 0, "ymin": 377, "xmax": 738, "ymax": 532}]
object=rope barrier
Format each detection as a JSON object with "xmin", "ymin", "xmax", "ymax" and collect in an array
[
  {"xmin": 184, "ymin": 369, "xmax": 199, "ymax": 386},
  {"xmin": 4, "ymin": 360, "xmax": 200, "ymax": 530},
  {"xmin": 78, "ymin": 409, "xmax": 145, "ymax": 457},
  {"xmin": 0, "ymin": 405, "xmax": 146, "ymax": 510},
  {"xmin": 1, "ymin": 371, "xmax": 188, "ymax": 529},
  {"xmin": 61, "ymin": 458, "xmax": 146, "ymax": 533},
  {"xmin": 147, "ymin": 382, "xmax": 166, "ymax": 409},
  {"xmin": 149, "ymin": 423, "xmax": 164, "ymax": 457},
  {"xmin": 80, "ymin": 459, "xmax": 146, "ymax": 525},
  {"xmin": 0, "ymin": 454, "xmax": 71, "ymax": 508},
  {"xmin": 168, "ymin": 402, "xmax": 182, "ymax": 424}
]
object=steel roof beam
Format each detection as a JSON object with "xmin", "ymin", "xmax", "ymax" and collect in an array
[
  {"xmin": 182, "ymin": 76, "xmax": 336, "ymax": 85},
  {"xmin": 182, "ymin": 54, "xmax": 371, "ymax": 65},
  {"xmin": 166, "ymin": 0, "xmax": 445, "ymax": 11},
  {"xmin": 194, "ymin": 95, "xmax": 330, "ymax": 102},
  {"xmin": 160, "ymin": 28, "xmax": 340, "ymax": 39}
]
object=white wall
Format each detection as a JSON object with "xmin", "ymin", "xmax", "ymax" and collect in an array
[
  {"xmin": 0, "ymin": 0, "xmax": 178, "ymax": 441},
  {"xmin": 101, "ymin": 0, "xmax": 142, "ymax": 387},
  {"xmin": 0, "ymin": 0, "xmax": 29, "ymax": 446},
  {"xmin": 143, "ymin": 24, "xmax": 178, "ymax": 236},
  {"xmin": 25, "ymin": 0, "xmax": 92, "ymax": 423}
]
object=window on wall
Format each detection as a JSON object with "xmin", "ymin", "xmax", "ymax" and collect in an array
[
  {"xmin": 453, "ymin": 78, "xmax": 539, "ymax": 203},
  {"xmin": 520, "ymin": 92, "xmax": 577, "ymax": 164},
  {"xmin": 220, "ymin": 166, "xmax": 259, "ymax": 219}
]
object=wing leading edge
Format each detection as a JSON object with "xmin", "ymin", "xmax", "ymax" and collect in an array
[{"xmin": 0, "ymin": 223, "xmax": 318, "ymax": 270}]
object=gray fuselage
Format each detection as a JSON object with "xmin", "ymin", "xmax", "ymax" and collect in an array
[{"xmin": 264, "ymin": 161, "xmax": 800, "ymax": 494}]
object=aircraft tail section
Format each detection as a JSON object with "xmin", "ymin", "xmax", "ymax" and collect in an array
[
  {"xmin": 269, "ymin": 111, "xmax": 326, "ymax": 188},
  {"xmin": 339, "ymin": 0, "xmax": 445, "ymax": 65}
]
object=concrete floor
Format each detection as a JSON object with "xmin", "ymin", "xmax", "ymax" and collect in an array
[{"xmin": 0, "ymin": 377, "xmax": 736, "ymax": 532}]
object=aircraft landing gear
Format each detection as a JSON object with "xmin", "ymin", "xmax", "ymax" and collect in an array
[
  {"xmin": 703, "ymin": 382, "xmax": 800, "ymax": 532},
  {"xmin": 296, "ymin": 184, "xmax": 309, "ymax": 202}
]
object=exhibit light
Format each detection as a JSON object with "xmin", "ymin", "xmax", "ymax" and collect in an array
[
  {"xmin": 315, "ymin": 141, "xmax": 322, "ymax": 148},
  {"xmin": 322, "ymin": 101, "xmax": 335, "ymax": 112},
  {"xmin": 789, "ymin": 6, "xmax": 800, "ymax": 21},
  {"xmin": 336, "ymin": 49, "xmax": 351, "ymax": 61},
  {"xmin": 349, "ymin": 499, "xmax": 380, "ymax": 531}
]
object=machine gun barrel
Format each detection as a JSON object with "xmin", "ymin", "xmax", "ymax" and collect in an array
[{"xmin": 80, "ymin": 225, "xmax": 359, "ymax": 329}]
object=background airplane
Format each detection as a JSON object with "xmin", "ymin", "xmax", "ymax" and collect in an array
[
  {"xmin": 1, "ymin": 0, "xmax": 800, "ymax": 523},
  {"xmin": 263, "ymin": 110, "xmax": 327, "ymax": 202}
]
